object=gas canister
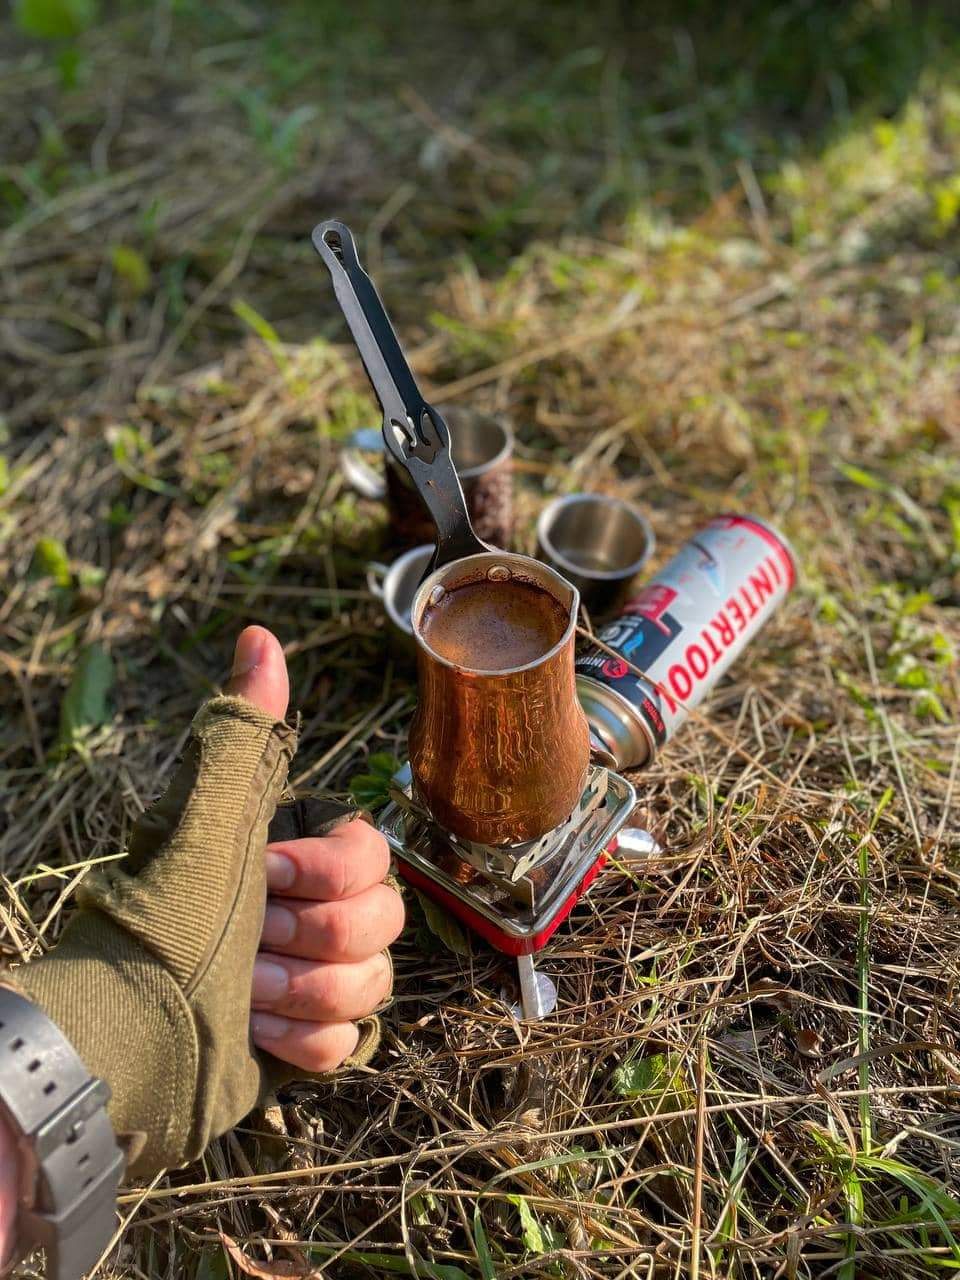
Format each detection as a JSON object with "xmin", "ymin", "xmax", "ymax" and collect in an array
[{"xmin": 576, "ymin": 514, "xmax": 796, "ymax": 769}]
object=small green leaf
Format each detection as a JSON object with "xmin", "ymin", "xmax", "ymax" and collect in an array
[
  {"xmin": 0, "ymin": 456, "xmax": 9, "ymax": 496},
  {"xmin": 307, "ymin": 1244, "xmax": 470, "ymax": 1279},
  {"xmin": 415, "ymin": 891, "xmax": 471, "ymax": 957},
  {"xmin": 348, "ymin": 753, "xmax": 400, "ymax": 809},
  {"xmin": 271, "ymin": 103, "xmax": 319, "ymax": 167},
  {"xmin": 77, "ymin": 565, "xmax": 106, "ymax": 590},
  {"xmin": 408, "ymin": 1190, "xmax": 438, "ymax": 1226},
  {"xmin": 612, "ymin": 1051, "xmax": 693, "ymax": 1110},
  {"xmin": 110, "ymin": 244, "xmax": 151, "ymax": 296},
  {"xmin": 34, "ymin": 536, "xmax": 72, "ymax": 587},
  {"xmin": 14, "ymin": 0, "xmax": 97, "ymax": 39},
  {"xmin": 58, "ymin": 644, "xmax": 114, "ymax": 750},
  {"xmin": 232, "ymin": 298, "xmax": 286, "ymax": 368},
  {"xmin": 915, "ymin": 690, "xmax": 949, "ymax": 723},
  {"xmin": 473, "ymin": 1210, "xmax": 497, "ymax": 1280},
  {"xmin": 368, "ymin": 752, "xmax": 400, "ymax": 779},
  {"xmin": 892, "ymin": 662, "xmax": 929, "ymax": 690},
  {"xmin": 107, "ymin": 424, "xmax": 176, "ymax": 496},
  {"xmin": 943, "ymin": 494, "xmax": 960, "ymax": 555},
  {"xmin": 193, "ymin": 1249, "xmax": 230, "ymax": 1280},
  {"xmin": 836, "ymin": 670, "xmax": 878, "ymax": 721},
  {"xmin": 474, "ymin": 1148, "xmax": 613, "ymax": 1277},
  {"xmin": 349, "ymin": 775, "xmax": 382, "ymax": 806},
  {"xmin": 899, "ymin": 591, "xmax": 933, "ymax": 617},
  {"xmin": 56, "ymin": 44, "xmax": 81, "ymax": 88},
  {"xmin": 506, "ymin": 1195, "xmax": 551, "ymax": 1253},
  {"xmin": 838, "ymin": 463, "xmax": 886, "ymax": 493}
]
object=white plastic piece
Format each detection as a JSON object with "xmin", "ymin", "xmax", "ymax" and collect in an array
[
  {"xmin": 504, "ymin": 954, "xmax": 558, "ymax": 1021},
  {"xmin": 341, "ymin": 449, "xmax": 387, "ymax": 500},
  {"xmin": 614, "ymin": 827, "xmax": 663, "ymax": 862}
]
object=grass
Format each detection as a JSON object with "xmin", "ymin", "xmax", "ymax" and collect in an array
[{"xmin": 2, "ymin": 0, "xmax": 960, "ymax": 1275}]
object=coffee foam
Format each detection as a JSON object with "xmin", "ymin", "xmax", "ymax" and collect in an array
[{"xmin": 420, "ymin": 574, "xmax": 569, "ymax": 672}]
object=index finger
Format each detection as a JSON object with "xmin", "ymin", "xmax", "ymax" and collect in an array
[{"xmin": 265, "ymin": 818, "xmax": 390, "ymax": 901}]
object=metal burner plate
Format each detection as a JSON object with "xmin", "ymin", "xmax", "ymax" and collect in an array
[{"xmin": 379, "ymin": 766, "xmax": 636, "ymax": 942}]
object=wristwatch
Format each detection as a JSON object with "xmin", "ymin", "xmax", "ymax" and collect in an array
[{"xmin": 0, "ymin": 987, "xmax": 124, "ymax": 1279}]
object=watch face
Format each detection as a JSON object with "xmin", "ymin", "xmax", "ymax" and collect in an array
[{"xmin": 0, "ymin": 988, "xmax": 124, "ymax": 1280}]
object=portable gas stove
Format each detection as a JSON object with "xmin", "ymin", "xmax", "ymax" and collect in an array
[
  {"xmin": 380, "ymin": 763, "xmax": 657, "ymax": 1018},
  {"xmin": 311, "ymin": 221, "xmax": 664, "ymax": 1019}
]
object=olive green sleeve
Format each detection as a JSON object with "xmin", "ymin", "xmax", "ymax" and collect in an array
[{"xmin": 4, "ymin": 695, "xmax": 380, "ymax": 1179}]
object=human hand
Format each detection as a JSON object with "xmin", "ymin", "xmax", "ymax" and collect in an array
[
  {"xmin": 225, "ymin": 626, "xmax": 403, "ymax": 1073},
  {"xmin": 7, "ymin": 625, "xmax": 403, "ymax": 1178}
]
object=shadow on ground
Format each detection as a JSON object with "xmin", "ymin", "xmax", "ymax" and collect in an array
[{"xmin": 0, "ymin": 0, "xmax": 956, "ymax": 423}]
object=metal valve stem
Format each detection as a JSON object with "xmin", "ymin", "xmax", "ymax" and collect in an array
[{"xmin": 513, "ymin": 954, "xmax": 558, "ymax": 1020}]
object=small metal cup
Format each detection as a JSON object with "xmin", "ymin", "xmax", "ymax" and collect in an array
[
  {"xmin": 537, "ymin": 494, "xmax": 655, "ymax": 617},
  {"xmin": 343, "ymin": 407, "xmax": 514, "ymax": 548},
  {"xmin": 367, "ymin": 544, "xmax": 434, "ymax": 656}
]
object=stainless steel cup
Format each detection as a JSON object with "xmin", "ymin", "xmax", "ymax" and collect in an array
[
  {"xmin": 367, "ymin": 544, "xmax": 434, "ymax": 656},
  {"xmin": 343, "ymin": 407, "xmax": 514, "ymax": 548},
  {"xmin": 537, "ymin": 494, "xmax": 655, "ymax": 617}
]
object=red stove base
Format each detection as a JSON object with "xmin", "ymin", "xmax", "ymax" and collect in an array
[
  {"xmin": 378, "ymin": 765, "xmax": 638, "ymax": 1018},
  {"xmin": 397, "ymin": 845, "xmax": 613, "ymax": 957}
]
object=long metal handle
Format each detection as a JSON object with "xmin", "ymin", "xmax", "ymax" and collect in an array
[{"xmin": 312, "ymin": 220, "xmax": 489, "ymax": 569}]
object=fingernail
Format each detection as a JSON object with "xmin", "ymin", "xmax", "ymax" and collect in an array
[
  {"xmin": 232, "ymin": 626, "xmax": 266, "ymax": 678},
  {"xmin": 265, "ymin": 851, "xmax": 296, "ymax": 891},
  {"xmin": 251, "ymin": 1012, "xmax": 289, "ymax": 1042},
  {"xmin": 261, "ymin": 904, "xmax": 296, "ymax": 948},
  {"xmin": 252, "ymin": 958, "xmax": 289, "ymax": 1004}
]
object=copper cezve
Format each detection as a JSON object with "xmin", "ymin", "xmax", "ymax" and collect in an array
[{"xmin": 409, "ymin": 552, "xmax": 590, "ymax": 846}]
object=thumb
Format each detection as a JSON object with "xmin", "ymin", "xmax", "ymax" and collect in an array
[{"xmin": 224, "ymin": 626, "xmax": 289, "ymax": 722}]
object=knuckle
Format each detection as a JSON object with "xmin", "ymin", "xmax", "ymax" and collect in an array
[
  {"xmin": 315, "ymin": 963, "xmax": 345, "ymax": 1016},
  {"xmin": 376, "ymin": 952, "xmax": 393, "ymax": 1000},
  {"xmin": 339, "ymin": 817, "xmax": 370, "ymax": 847},
  {"xmin": 382, "ymin": 885, "xmax": 406, "ymax": 935},
  {"xmin": 321, "ymin": 850, "xmax": 350, "ymax": 901},
  {"xmin": 311, "ymin": 1027, "xmax": 354, "ymax": 1073},
  {"xmin": 356, "ymin": 957, "xmax": 389, "ymax": 1015},
  {"xmin": 327, "ymin": 822, "xmax": 378, "ymax": 892},
  {"xmin": 367, "ymin": 826, "xmax": 391, "ymax": 870},
  {"xmin": 350, "ymin": 816, "xmax": 387, "ymax": 856},
  {"xmin": 356, "ymin": 824, "xmax": 389, "ymax": 870},
  {"xmin": 322, "ymin": 902, "xmax": 353, "ymax": 956},
  {"xmin": 305, "ymin": 1048, "xmax": 336, "ymax": 1073}
]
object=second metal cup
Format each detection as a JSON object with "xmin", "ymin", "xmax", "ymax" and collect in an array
[
  {"xmin": 537, "ymin": 494, "xmax": 655, "ymax": 617},
  {"xmin": 367, "ymin": 543, "xmax": 434, "ymax": 656},
  {"xmin": 344, "ymin": 406, "xmax": 514, "ymax": 548}
]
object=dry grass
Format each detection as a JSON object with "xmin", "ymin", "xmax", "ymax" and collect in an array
[{"xmin": 2, "ymin": 3, "xmax": 960, "ymax": 1277}]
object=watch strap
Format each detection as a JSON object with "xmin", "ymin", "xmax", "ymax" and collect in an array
[{"xmin": 0, "ymin": 986, "xmax": 124, "ymax": 1280}]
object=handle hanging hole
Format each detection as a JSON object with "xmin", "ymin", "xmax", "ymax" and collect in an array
[{"xmin": 323, "ymin": 229, "xmax": 344, "ymax": 262}]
